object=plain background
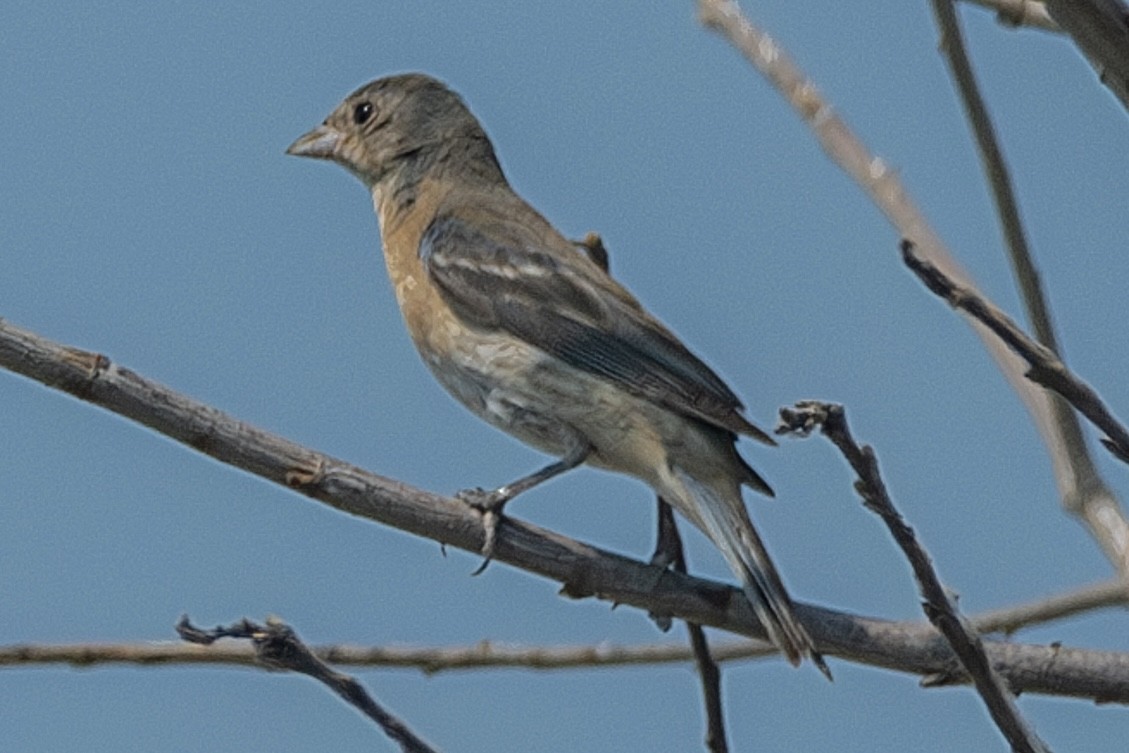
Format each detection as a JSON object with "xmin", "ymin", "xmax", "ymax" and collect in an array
[{"xmin": 2, "ymin": 2, "xmax": 1126, "ymax": 751}]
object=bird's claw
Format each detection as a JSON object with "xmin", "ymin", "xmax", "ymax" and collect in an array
[
  {"xmin": 456, "ymin": 487, "xmax": 511, "ymax": 575},
  {"xmin": 649, "ymin": 545, "xmax": 678, "ymax": 571}
]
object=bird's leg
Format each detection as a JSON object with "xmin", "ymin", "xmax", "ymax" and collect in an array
[
  {"xmin": 458, "ymin": 439, "xmax": 592, "ymax": 572},
  {"xmin": 648, "ymin": 498, "xmax": 685, "ymax": 632},
  {"xmin": 650, "ymin": 497, "xmax": 685, "ymax": 570},
  {"xmin": 648, "ymin": 497, "xmax": 731, "ymax": 749}
]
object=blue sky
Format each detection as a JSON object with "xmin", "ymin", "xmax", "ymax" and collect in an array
[{"xmin": 2, "ymin": 2, "xmax": 1127, "ymax": 751}]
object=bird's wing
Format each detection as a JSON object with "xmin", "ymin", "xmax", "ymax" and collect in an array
[{"xmin": 419, "ymin": 209, "xmax": 774, "ymax": 444}]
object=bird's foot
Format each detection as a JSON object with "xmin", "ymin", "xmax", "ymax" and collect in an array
[
  {"xmin": 646, "ymin": 541, "xmax": 679, "ymax": 631},
  {"xmin": 456, "ymin": 487, "xmax": 511, "ymax": 575}
]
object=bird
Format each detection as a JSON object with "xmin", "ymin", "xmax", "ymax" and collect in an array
[{"xmin": 286, "ymin": 73, "xmax": 822, "ymax": 670}]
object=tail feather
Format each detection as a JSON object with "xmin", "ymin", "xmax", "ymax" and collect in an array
[
  {"xmin": 737, "ymin": 454, "xmax": 775, "ymax": 498},
  {"xmin": 673, "ymin": 468, "xmax": 827, "ymax": 676}
]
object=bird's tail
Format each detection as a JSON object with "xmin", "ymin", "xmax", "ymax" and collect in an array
[{"xmin": 673, "ymin": 468, "xmax": 828, "ymax": 676}]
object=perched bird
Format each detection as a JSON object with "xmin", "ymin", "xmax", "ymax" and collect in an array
[{"xmin": 287, "ymin": 73, "xmax": 821, "ymax": 669}]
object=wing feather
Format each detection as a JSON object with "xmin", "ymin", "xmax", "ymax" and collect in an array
[{"xmin": 420, "ymin": 211, "xmax": 774, "ymax": 444}]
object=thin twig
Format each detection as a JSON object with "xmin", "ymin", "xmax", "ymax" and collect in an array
[
  {"xmin": 177, "ymin": 616, "xmax": 438, "ymax": 753},
  {"xmin": 0, "ymin": 636, "xmax": 774, "ymax": 672},
  {"xmin": 932, "ymin": 0, "xmax": 1063, "ymax": 379},
  {"xmin": 1, "ymin": 577, "xmax": 1124, "ymax": 674},
  {"xmin": 695, "ymin": 0, "xmax": 1094, "ymax": 552},
  {"xmin": 972, "ymin": 578, "xmax": 1128, "ymax": 634},
  {"xmin": 902, "ymin": 242, "xmax": 1129, "ymax": 466},
  {"xmin": 929, "ymin": 0, "xmax": 1129, "ymax": 584},
  {"xmin": 654, "ymin": 499, "xmax": 728, "ymax": 753},
  {"xmin": 780, "ymin": 402, "xmax": 1051, "ymax": 753},
  {"xmin": 584, "ymin": 233, "xmax": 728, "ymax": 752}
]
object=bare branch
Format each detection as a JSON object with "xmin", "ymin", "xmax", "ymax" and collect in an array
[
  {"xmin": 653, "ymin": 499, "xmax": 729, "ymax": 753},
  {"xmin": 3, "ymin": 578, "xmax": 1121, "ymax": 673},
  {"xmin": 972, "ymin": 579, "xmax": 1129, "ymax": 634},
  {"xmin": 902, "ymin": 241, "xmax": 1129, "ymax": 577},
  {"xmin": 3, "ymin": 317, "xmax": 1129, "ymax": 702},
  {"xmin": 0, "ymin": 637, "xmax": 776, "ymax": 673},
  {"xmin": 931, "ymin": 0, "xmax": 1128, "ymax": 582},
  {"xmin": 780, "ymin": 402, "xmax": 1050, "ymax": 753},
  {"xmin": 694, "ymin": 0, "xmax": 1097, "ymax": 537},
  {"xmin": 177, "ymin": 616, "xmax": 438, "ymax": 753},
  {"xmin": 932, "ymin": 0, "xmax": 1064, "ymax": 395}
]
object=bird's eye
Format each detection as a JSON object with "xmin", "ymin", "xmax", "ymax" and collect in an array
[{"xmin": 353, "ymin": 101, "xmax": 374, "ymax": 125}]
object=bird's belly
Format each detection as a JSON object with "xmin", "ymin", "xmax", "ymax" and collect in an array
[
  {"xmin": 415, "ymin": 328, "xmax": 669, "ymax": 482},
  {"xmin": 418, "ymin": 330, "xmax": 577, "ymax": 455}
]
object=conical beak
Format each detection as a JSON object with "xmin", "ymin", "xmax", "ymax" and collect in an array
[{"xmin": 286, "ymin": 124, "xmax": 342, "ymax": 159}]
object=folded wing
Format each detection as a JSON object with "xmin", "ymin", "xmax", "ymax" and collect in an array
[{"xmin": 419, "ymin": 210, "xmax": 774, "ymax": 446}]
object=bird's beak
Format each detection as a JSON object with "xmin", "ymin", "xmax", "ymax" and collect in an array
[{"xmin": 286, "ymin": 124, "xmax": 342, "ymax": 160}]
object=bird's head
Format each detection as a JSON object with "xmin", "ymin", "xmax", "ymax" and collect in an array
[{"xmin": 286, "ymin": 73, "xmax": 501, "ymax": 191}]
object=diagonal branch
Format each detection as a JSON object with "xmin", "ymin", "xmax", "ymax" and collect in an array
[
  {"xmin": 3, "ymin": 317, "xmax": 1129, "ymax": 701},
  {"xmin": 695, "ymin": 0, "xmax": 1096, "ymax": 537},
  {"xmin": 177, "ymin": 616, "xmax": 439, "ymax": 753},
  {"xmin": 933, "ymin": 0, "xmax": 1063, "ymax": 384},
  {"xmin": 697, "ymin": 0, "xmax": 1128, "ymax": 585},
  {"xmin": 903, "ymin": 241, "xmax": 1129, "ymax": 579},
  {"xmin": 902, "ymin": 243, "xmax": 1129, "ymax": 466},
  {"xmin": 780, "ymin": 401, "xmax": 1050, "ymax": 753},
  {"xmin": 931, "ymin": 0, "xmax": 1128, "ymax": 581}
]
